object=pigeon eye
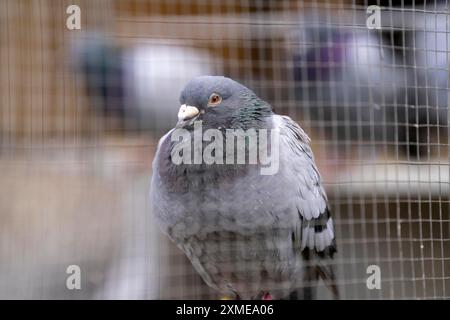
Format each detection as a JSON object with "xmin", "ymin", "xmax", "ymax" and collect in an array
[{"xmin": 208, "ymin": 93, "xmax": 222, "ymax": 106}]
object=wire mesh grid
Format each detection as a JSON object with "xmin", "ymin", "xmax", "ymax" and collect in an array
[{"xmin": 0, "ymin": 0, "xmax": 448, "ymax": 299}]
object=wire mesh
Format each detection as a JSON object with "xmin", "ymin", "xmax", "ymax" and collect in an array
[{"xmin": 0, "ymin": 0, "xmax": 448, "ymax": 299}]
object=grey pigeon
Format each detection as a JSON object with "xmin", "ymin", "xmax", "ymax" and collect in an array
[
  {"xmin": 71, "ymin": 33, "xmax": 220, "ymax": 134},
  {"xmin": 291, "ymin": 26, "xmax": 412, "ymax": 150},
  {"xmin": 150, "ymin": 76, "xmax": 338, "ymax": 299}
]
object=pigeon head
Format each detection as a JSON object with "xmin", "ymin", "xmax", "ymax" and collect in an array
[{"xmin": 177, "ymin": 76, "xmax": 272, "ymax": 130}]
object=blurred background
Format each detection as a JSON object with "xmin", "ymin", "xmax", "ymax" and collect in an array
[{"xmin": 0, "ymin": 0, "xmax": 448, "ymax": 299}]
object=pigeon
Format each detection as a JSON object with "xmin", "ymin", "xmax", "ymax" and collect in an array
[
  {"xmin": 71, "ymin": 32, "xmax": 221, "ymax": 134},
  {"xmin": 150, "ymin": 76, "xmax": 338, "ymax": 299},
  {"xmin": 291, "ymin": 26, "xmax": 411, "ymax": 147},
  {"xmin": 290, "ymin": 18, "xmax": 449, "ymax": 157},
  {"xmin": 123, "ymin": 43, "xmax": 221, "ymax": 133}
]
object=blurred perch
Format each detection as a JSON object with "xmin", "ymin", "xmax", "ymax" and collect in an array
[{"xmin": 328, "ymin": 162, "xmax": 450, "ymax": 197}]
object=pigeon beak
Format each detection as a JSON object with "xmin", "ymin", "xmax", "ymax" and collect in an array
[{"xmin": 178, "ymin": 104, "xmax": 200, "ymax": 122}]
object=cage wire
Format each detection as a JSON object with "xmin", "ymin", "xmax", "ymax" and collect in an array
[{"xmin": 0, "ymin": 0, "xmax": 448, "ymax": 299}]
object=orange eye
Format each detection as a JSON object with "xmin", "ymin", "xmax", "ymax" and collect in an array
[{"xmin": 208, "ymin": 93, "xmax": 222, "ymax": 106}]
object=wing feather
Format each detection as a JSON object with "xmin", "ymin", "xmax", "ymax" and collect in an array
[{"xmin": 276, "ymin": 115, "xmax": 339, "ymax": 298}]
